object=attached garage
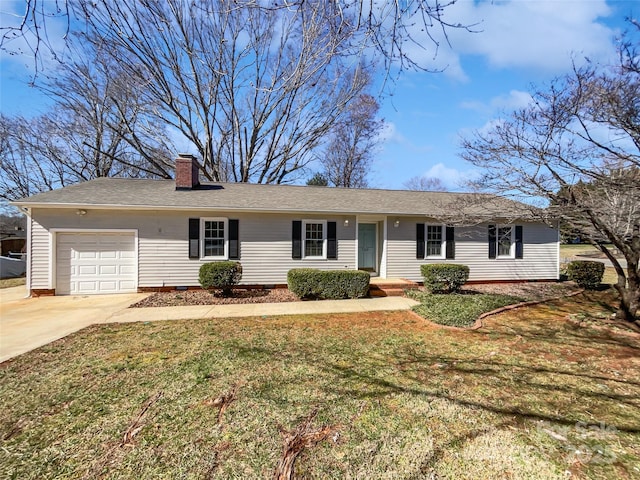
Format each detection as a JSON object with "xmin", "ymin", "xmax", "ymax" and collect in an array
[{"xmin": 55, "ymin": 231, "xmax": 137, "ymax": 295}]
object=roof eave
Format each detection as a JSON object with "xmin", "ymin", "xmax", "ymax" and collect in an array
[{"xmin": 12, "ymin": 201, "xmax": 536, "ymax": 220}]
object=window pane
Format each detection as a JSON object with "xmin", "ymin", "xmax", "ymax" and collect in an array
[
  {"xmin": 426, "ymin": 225, "xmax": 442, "ymax": 256},
  {"xmin": 498, "ymin": 226, "xmax": 512, "ymax": 256},
  {"xmin": 204, "ymin": 220, "xmax": 224, "ymax": 257},
  {"xmin": 305, "ymin": 240, "xmax": 323, "ymax": 257},
  {"xmin": 305, "ymin": 222, "xmax": 324, "ymax": 257},
  {"xmin": 204, "ymin": 239, "xmax": 224, "ymax": 257}
]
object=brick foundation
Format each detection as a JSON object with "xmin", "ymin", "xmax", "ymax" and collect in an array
[
  {"xmin": 137, "ymin": 284, "xmax": 288, "ymax": 293},
  {"xmin": 465, "ymin": 279, "xmax": 558, "ymax": 285},
  {"xmin": 30, "ymin": 289, "xmax": 55, "ymax": 297}
]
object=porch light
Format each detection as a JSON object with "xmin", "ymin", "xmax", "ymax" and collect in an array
[
  {"xmin": 394, "ymin": 219, "xmax": 400, "ymax": 228},
  {"xmin": 344, "ymin": 219, "xmax": 350, "ymax": 227}
]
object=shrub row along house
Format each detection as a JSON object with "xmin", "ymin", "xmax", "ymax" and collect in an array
[{"xmin": 12, "ymin": 155, "xmax": 560, "ymax": 296}]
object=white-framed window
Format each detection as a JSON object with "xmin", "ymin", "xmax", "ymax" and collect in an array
[
  {"xmin": 497, "ymin": 225, "xmax": 514, "ymax": 258},
  {"xmin": 426, "ymin": 224, "xmax": 445, "ymax": 258},
  {"xmin": 201, "ymin": 217, "xmax": 228, "ymax": 259},
  {"xmin": 303, "ymin": 220, "xmax": 327, "ymax": 259}
]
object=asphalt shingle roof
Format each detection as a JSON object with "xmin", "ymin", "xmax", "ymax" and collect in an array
[{"xmin": 13, "ymin": 178, "xmax": 536, "ymax": 219}]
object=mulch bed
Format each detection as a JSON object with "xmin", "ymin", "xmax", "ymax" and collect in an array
[
  {"xmin": 131, "ymin": 288, "xmax": 299, "ymax": 308},
  {"xmin": 132, "ymin": 282, "xmax": 579, "ymax": 308}
]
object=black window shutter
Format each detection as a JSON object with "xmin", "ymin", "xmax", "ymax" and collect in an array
[
  {"xmin": 445, "ymin": 226, "xmax": 455, "ymax": 259},
  {"xmin": 515, "ymin": 225, "xmax": 524, "ymax": 259},
  {"xmin": 416, "ymin": 223, "xmax": 425, "ymax": 259},
  {"xmin": 229, "ymin": 219, "xmax": 240, "ymax": 259},
  {"xmin": 488, "ymin": 224, "xmax": 497, "ymax": 259},
  {"xmin": 188, "ymin": 218, "xmax": 200, "ymax": 259},
  {"xmin": 292, "ymin": 220, "xmax": 302, "ymax": 259},
  {"xmin": 327, "ymin": 221, "xmax": 337, "ymax": 259}
]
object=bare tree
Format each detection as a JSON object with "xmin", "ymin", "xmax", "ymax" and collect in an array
[
  {"xmin": 0, "ymin": 114, "xmax": 70, "ymax": 202},
  {"xmin": 0, "ymin": 42, "xmax": 175, "ymax": 204},
  {"xmin": 320, "ymin": 93, "xmax": 383, "ymax": 188},
  {"xmin": 1, "ymin": 1, "xmax": 475, "ymax": 188},
  {"xmin": 39, "ymin": 41, "xmax": 175, "ymax": 180},
  {"xmin": 461, "ymin": 37, "xmax": 640, "ymax": 323},
  {"xmin": 65, "ymin": 0, "xmax": 371, "ymax": 184},
  {"xmin": 1, "ymin": 1, "xmax": 474, "ymax": 77},
  {"xmin": 403, "ymin": 175, "xmax": 446, "ymax": 191},
  {"xmin": 0, "ymin": 212, "xmax": 25, "ymax": 231}
]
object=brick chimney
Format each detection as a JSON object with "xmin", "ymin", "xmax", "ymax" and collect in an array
[{"xmin": 175, "ymin": 154, "xmax": 200, "ymax": 190}]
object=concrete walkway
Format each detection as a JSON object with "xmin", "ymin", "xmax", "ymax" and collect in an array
[{"xmin": 0, "ymin": 286, "xmax": 418, "ymax": 363}]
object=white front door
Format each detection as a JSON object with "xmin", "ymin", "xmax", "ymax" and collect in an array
[{"xmin": 56, "ymin": 232, "xmax": 137, "ymax": 295}]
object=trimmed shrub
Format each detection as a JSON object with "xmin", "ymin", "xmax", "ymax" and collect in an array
[
  {"xmin": 566, "ymin": 260, "xmax": 604, "ymax": 290},
  {"xmin": 420, "ymin": 264, "xmax": 470, "ymax": 294},
  {"xmin": 287, "ymin": 268, "xmax": 319, "ymax": 299},
  {"xmin": 199, "ymin": 261, "xmax": 242, "ymax": 296},
  {"xmin": 287, "ymin": 269, "xmax": 370, "ymax": 299}
]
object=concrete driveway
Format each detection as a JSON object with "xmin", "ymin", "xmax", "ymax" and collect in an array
[{"xmin": 0, "ymin": 286, "xmax": 148, "ymax": 363}]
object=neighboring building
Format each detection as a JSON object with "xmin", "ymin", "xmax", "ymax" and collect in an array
[
  {"xmin": 0, "ymin": 233, "xmax": 26, "ymax": 257},
  {"xmin": 12, "ymin": 155, "xmax": 559, "ymax": 296}
]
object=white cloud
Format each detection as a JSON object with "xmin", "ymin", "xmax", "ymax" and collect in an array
[
  {"xmin": 379, "ymin": 121, "xmax": 433, "ymax": 153},
  {"xmin": 398, "ymin": 0, "xmax": 618, "ymax": 80},
  {"xmin": 490, "ymin": 90, "xmax": 533, "ymax": 110},
  {"xmin": 377, "ymin": 121, "xmax": 400, "ymax": 143},
  {"xmin": 457, "ymin": 117, "xmax": 505, "ymax": 142},
  {"xmin": 421, "ymin": 162, "xmax": 479, "ymax": 189},
  {"xmin": 461, "ymin": 89, "xmax": 533, "ymax": 113}
]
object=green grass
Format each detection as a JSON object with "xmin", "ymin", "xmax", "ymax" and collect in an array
[
  {"xmin": 1, "ymin": 291, "xmax": 639, "ymax": 479},
  {"xmin": 407, "ymin": 291, "xmax": 524, "ymax": 327},
  {"xmin": 560, "ymin": 244, "xmax": 622, "ymax": 286},
  {"xmin": 0, "ymin": 277, "xmax": 25, "ymax": 289},
  {"xmin": 560, "ymin": 243, "xmax": 603, "ymax": 257}
]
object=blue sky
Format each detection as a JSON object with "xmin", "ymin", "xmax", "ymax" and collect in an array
[
  {"xmin": 0, "ymin": 0, "xmax": 637, "ymax": 190},
  {"xmin": 373, "ymin": 0, "xmax": 637, "ymax": 190}
]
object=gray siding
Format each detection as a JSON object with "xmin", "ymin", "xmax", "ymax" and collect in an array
[
  {"xmin": 30, "ymin": 209, "xmax": 356, "ymax": 288},
  {"xmin": 386, "ymin": 218, "xmax": 558, "ymax": 282},
  {"xmin": 30, "ymin": 217, "xmax": 50, "ymax": 288},
  {"xmin": 29, "ymin": 209, "xmax": 558, "ymax": 290}
]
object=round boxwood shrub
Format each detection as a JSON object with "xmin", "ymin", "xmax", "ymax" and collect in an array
[
  {"xmin": 420, "ymin": 264, "xmax": 470, "ymax": 293},
  {"xmin": 199, "ymin": 261, "xmax": 242, "ymax": 296},
  {"xmin": 566, "ymin": 260, "xmax": 604, "ymax": 290}
]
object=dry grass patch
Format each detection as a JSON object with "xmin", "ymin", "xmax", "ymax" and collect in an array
[
  {"xmin": 0, "ymin": 277, "xmax": 25, "ymax": 289},
  {"xmin": 1, "ymin": 290, "xmax": 639, "ymax": 479}
]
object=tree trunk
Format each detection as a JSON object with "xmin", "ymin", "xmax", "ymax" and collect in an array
[{"xmin": 614, "ymin": 262, "xmax": 639, "ymax": 322}]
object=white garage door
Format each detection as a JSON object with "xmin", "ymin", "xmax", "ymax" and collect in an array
[{"xmin": 56, "ymin": 232, "xmax": 137, "ymax": 295}]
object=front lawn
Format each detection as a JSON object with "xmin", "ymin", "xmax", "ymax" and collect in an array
[{"xmin": 1, "ymin": 290, "xmax": 639, "ymax": 479}]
